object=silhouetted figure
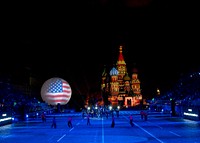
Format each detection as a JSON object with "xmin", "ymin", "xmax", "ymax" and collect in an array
[
  {"xmin": 144, "ymin": 112, "xmax": 148, "ymax": 121},
  {"xmin": 41, "ymin": 112, "xmax": 46, "ymax": 122},
  {"xmin": 129, "ymin": 114, "xmax": 134, "ymax": 127},
  {"xmin": 68, "ymin": 117, "xmax": 73, "ymax": 128},
  {"xmin": 51, "ymin": 116, "xmax": 56, "ymax": 128},
  {"xmin": 140, "ymin": 110, "xmax": 144, "ymax": 120},
  {"xmin": 111, "ymin": 116, "xmax": 115, "ymax": 128},
  {"xmin": 87, "ymin": 114, "xmax": 91, "ymax": 125}
]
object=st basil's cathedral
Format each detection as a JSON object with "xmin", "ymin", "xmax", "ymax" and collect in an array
[{"xmin": 101, "ymin": 45, "xmax": 142, "ymax": 108}]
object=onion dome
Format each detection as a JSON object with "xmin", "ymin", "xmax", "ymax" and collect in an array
[
  {"xmin": 123, "ymin": 72, "xmax": 131, "ymax": 81},
  {"xmin": 110, "ymin": 67, "xmax": 119, "ymax": 76}
]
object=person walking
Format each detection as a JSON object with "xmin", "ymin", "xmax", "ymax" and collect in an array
[
  {"xmin": 87, "ymin": 114, "xmax": 91, "ymax": 125},
  {"xmin": 51, "ymin": 116, "xmax": 56, "ymax": 128},
  {"xmin": 140, "ymin": 110, "xmax": 144, "ymax": 120},
  {"xmin": 129, "ymin": 114, "xmax": 134, "ymax": 127},
  {"xmin": 41, "ymin": 112, "xmax": 46, "ymax": 122},
  {"xmin": 111, "ymin": 116, "xmax": 115, "ymax": 128},
  {"xmin": 68, "ymin": 116, "xmax": 73, "ymax": 128},
  {"xmin": 143, "ymin": 111, "xmax": 148, "ymax": 121}
]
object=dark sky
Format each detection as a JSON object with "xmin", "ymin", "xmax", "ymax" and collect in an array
[{"xmin": 3, "ymin": 0, "xmax": 199, "ymax": 99}]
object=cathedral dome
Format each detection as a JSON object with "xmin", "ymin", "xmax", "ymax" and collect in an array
[
  {"xmin": 123, "ymin": 73, "xmax": 131, "ymax": 81},
  {"xmin": 110, "ymin": 67, "xmax": 119, "ymax": 76}
]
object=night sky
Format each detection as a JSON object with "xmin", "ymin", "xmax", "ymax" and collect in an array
[{"xmin": 2, "ymin": 0, "xmax": 199, "ymax": 99}]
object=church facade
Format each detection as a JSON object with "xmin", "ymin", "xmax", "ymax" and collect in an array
[{"xmin": 101, "ymin": 45, "xmax": 142, "ymax": 108}]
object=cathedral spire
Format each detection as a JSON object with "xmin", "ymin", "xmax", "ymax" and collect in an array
[
  {"xmin": 118, "ymin": 45, "xmax": 124, "ymax": 61},
  {"xmin": 117, "ymin": 45, "xmax": 126, "ymax": 67}
]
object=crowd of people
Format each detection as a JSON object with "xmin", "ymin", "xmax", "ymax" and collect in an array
[
  {"xmin": 0, "ymin": 83, "xmax": 53, "ymax": 121},
  {"xmin": 48, "ymin": 112, "xmax": 141, "ymax": 129}
]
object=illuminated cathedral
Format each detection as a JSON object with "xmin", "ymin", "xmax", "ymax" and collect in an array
[{"xmin": 101, "ymin": 45, "xmax": 142, "ymax": 108}]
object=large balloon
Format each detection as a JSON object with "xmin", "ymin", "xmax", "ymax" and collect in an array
[{"xmin": 41, "ymin": 77, "xmax": 72, "ymax": 105}]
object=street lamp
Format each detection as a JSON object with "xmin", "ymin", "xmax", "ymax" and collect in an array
[{"xmin": 157, "ymin": 88, "xmax": 160, "ymax": 95}]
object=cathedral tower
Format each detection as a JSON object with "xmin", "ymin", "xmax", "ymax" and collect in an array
[{"xmin": 101, "ymin": 45, "xmax": 142, "ymax": 108}]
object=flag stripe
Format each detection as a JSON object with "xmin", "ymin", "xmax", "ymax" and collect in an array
[
  {"xmin": 47, "ymin": 97, "xmax": 70, "ymax": 100},
  {"xmin": 46, "ymin": 92, "xmax": 71, "ymax": 96},
  {"xmin": 46, "ymin": 94, "xmax": 71, "ymax": 98}
]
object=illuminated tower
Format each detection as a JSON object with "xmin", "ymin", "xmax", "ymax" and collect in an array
[
  {"xmin": 123, "ymin": 72, "xmax": 131, "ymax": 94},
  {"xmin": 109, "ymin": 67, "xmax": 119, "ymax": 106},
  {"xmin": 116, "ymin": 46, "xmax": 127, "ymax": 95},
  {"xmin": 131, "ymin": 68, "xmax": 141, "ymax": 95},
  {"xmin": 101, "ymin": 45, "xmax": 143, "ymax": 108},
  {"xmin": 131, "ymin": 68, "xmax": 142, "ymax": 105}
]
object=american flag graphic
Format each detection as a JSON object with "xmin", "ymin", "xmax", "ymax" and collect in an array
[{"xmin": 41, "ymin": 78, "xmax": 72, "ymax": 105}]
